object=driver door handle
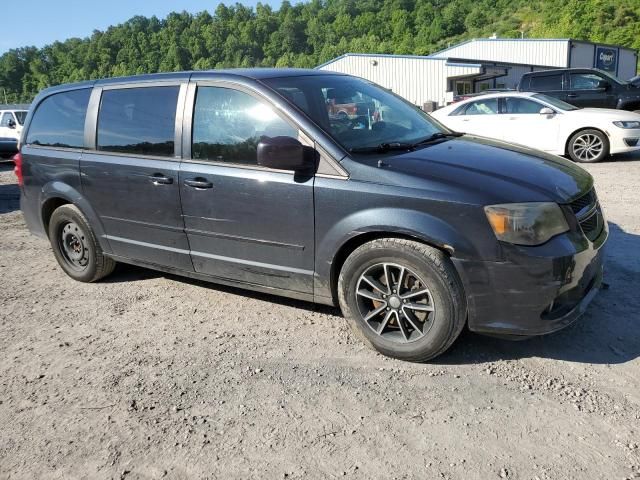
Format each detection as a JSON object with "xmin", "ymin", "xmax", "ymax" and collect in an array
[
  {"xmin": 184, "ymin": 178, "xmax": 213, "ymax": 189},
  {"xmin": 567, "ymin": 93, "xmax": 578, "ymax": 98},
  {"xmin": 148, "ymin": 174, "xmax": 173, "ymax": 185}
]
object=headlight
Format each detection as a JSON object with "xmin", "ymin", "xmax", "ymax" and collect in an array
[
  {"xmin": 613, "ymin": 121, "xmax": 640, "ymax": 129},
  {"xmin": 484, "ymin": 203, "xmax": 569, "ymax": 246}
]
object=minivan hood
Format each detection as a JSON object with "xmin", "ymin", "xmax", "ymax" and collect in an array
[{"xmin": 363, "ymin": 135, "xmax": 592, "ymax": 204}]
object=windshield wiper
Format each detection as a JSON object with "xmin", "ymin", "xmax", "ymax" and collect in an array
[
  {"xmin": 349, "ymin": 132, "xmax": 463, "ymax": 154},
  {"xmin": 349, "ymin": 142, "xmax": 415, "ymax": 154},
  {"xmin": 409, "ymin": 131, "xmax": 463, "ymax": 148}
]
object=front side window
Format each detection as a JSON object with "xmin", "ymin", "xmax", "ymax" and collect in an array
[
  {"xmin": 97, "ymin": 86, "xmax": 180, "ymax": 157},
  {"xmin": 463, "ymin": 98, "xmax": 499, "ymax": 115},
  {"xmin": 0, "ymin": 113, "xmax": 13, "ymax": 127},
  {"xmin": 503, "ymin": 98, "xmax": 544, "ymax": 114},
  {"xmin": 192, "ymin": 87, "xmax": 298, "ymax": 165},
  {"xmin": 26, "ymin": 89, "xmax": 91, "ymax": 148},
  {"xmin": 263, "ymin": 75, "xmax": 444, "ymax": 152},
  {"xmin": 570, "ymin": 73, "xmax": 605, "ymax": 90},
  {"xmin": 529, "ymin": 74, "xmax": 563, "ymax": 91}
]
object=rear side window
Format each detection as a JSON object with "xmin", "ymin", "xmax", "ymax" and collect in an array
[
  {"xmin": 529, "ymin": 74, "xmax": 563, "ymax": 91},
  {"xmin": 462, "ymin": 98, "xmax": 499, "ymax": 115},
  {"xmin": 192, "ymin": 86, "xmax": 298, "ymax": 166},
  {"xmin": 97, "ymin": 86, "xmax": 180, "ymax": 157},
  {"xmin": 26, "ymin": 89, "xmax": 91, "ymax": 148}
]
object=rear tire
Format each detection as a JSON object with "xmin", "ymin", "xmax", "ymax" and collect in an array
[
  {"xmin": 567, "ymin": 129, "xmax": 609, "ymax": 163},
  {"xmin": 48, "ymin": 204, "xmax": 116, "ymax": 282},
  {"xmin": 337, "ymin": 238, "xmax": 466, "ymax": 362}
]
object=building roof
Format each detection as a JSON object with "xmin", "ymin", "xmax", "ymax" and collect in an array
[
  {"xmin": 430, "ymin": 37, "xmax": 637, "ymax": 58},
  {"xmin": 316, "ymin": 53, "xmax": 449, "ymax": 69},
  {"xmin": 0, "ymin": 104, "xmax": 30, "ymax": 110},
  {"xmin": 318, "ymin": 38, "xmax": 638, "ymax": 70}
]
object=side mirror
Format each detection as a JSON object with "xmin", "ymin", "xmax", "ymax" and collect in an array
[
  {"xmin": 539, "ymin": 107, "xmax": 555, "ymax": 115},
  {"xmin": 595, "ymin": 80, "xmax": 609, "ymax": 91},
  {"xmin": 7, "ymin": 119, "xmax": 16, "ymax": 129},
  {"xmin": 257, "ymin": 136, "xmax": 313, "ymax": 172}
]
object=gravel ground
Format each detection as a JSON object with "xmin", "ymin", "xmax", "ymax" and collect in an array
[{"xmin": 0, "ymin": 156, "xmax": 639, "ymax": 480}]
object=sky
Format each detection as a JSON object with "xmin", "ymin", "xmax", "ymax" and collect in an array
[{"xmin": 1, "ymin": 0, "xmax": 283, "ymax": 54}]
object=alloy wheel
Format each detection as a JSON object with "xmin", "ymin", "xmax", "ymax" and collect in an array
[
  {"xmin": 572, "ymin": 133, "xmax": 604, "ymax": 162},
  {"xmin": 355, "ymin": 262, "xmax": 435, "ymax": 344}
]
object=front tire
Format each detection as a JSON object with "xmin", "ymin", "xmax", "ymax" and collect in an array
[
  {"xmin": 338, "ymin": 238, "xmax": 466, "ymax": 362},
  {"xmin": 48, "ymin": 204, "xmax": 116, "ymax": 282},
  {"xmin": 567, "ymin": 129, "xmax": 609, "ymax": 163}
]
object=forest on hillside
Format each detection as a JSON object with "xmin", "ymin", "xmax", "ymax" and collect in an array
[{"xmin": 1, "ymin": 0, "xmax": 639, "ymax": 102}]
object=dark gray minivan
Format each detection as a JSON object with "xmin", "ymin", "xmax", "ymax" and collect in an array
[{"xmin": 17, "ymin": 69, "xmax": 607, "ymax": 361}]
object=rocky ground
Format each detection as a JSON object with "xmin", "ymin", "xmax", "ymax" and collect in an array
[{"xmin": 0, "ymin": 156, "xmax": 638, "ymax": 480}]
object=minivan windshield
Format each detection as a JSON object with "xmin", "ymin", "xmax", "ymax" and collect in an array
[
  {"xmin": 263, "ymin": 75, "xmax": 446, "ymax": 152},
  {"xmin": 532, "ymin": 94, "xmax": 579, "ymax": 111}
]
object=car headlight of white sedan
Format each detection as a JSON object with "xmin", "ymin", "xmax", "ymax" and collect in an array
[{"xmin": 613, "ymin": 121, "xmax": 640, "ymax": 129}]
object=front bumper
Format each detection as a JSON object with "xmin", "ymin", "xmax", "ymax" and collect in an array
[
  {"xmin": 452, "ymin": 223, "xmax": 608, "ymax": 337},
  {"xmin": 609, "ymin": 127, "xmax": 640, "ymax": 155}
]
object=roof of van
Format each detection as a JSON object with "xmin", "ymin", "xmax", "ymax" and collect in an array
[{"xmin": 38, "ymin": 68, "xmax": 346, "ymax": 96}]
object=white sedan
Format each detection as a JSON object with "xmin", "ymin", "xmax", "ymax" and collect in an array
[{"xmin": 431, "ymin": 92, "xmax": 640, "ymax": 162}]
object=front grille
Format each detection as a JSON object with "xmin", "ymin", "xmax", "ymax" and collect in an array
[
  {"xmin": 570, "ymin": 189, "xmax": 597, "ymax": 215},
  {"xmin": 580, "ymin": 207, "xmax": 604, "ymax": 241},
  {"xmin": 569, "ymin": 188, "xmax": 604, "ymax": 242}
]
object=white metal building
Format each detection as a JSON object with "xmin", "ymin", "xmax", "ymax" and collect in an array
[{"xmin": 317, "ymin": 38, "xmax": 639, "ymax": 108}]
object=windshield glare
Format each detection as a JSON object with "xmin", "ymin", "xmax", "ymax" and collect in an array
[
  {"xmin": 264, "ymin": 75, "xmax": 444, "ymax": 152},
  {"xmin": 533, "ymin": 94, "xmax": 579, "ymax": 111}
]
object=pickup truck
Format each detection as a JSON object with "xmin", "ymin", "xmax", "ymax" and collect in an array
[
  {"xmin": 0, "ymin": 109, "xmax": 28, "ymax": 141},
  {"xmin": 518, "ymin": 68, "xmax": 640, "ymax": 111}
]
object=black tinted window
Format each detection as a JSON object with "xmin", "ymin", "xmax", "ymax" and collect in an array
[
  {"xmin": 98, "ymin": 86, "xmax": 179, "ymax": 157},
  {"xmin": 192, "ymin": 87, "xmax": 298, "ymax": 165},
  {"xmin": 14, "ymin": 111, "xmax": 27, "ymax": 125},
  {"xmin": 26, "ymin": 89, "xmax": 90, "ymax": 148},
  {"xmin": 529, "ymin": 74, "xmax": 563, "ymax": 91}
]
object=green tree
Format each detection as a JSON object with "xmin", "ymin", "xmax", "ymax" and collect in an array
[{"xmin": 1, "ymin": 0, "xmax": 638, "ymax": 103}]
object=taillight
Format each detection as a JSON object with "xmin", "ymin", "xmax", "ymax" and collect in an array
[{"xmin": 13, "ymin": 152, "xmax": 23, "ymax": 187}]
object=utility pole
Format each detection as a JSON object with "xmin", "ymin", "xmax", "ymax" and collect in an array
[{"xmin": 2, "ymin": 88, "xmax": 7, "ymax": 105}]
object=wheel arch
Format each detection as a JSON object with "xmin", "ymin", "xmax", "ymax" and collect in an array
[
  {"xmin": 328, "ymin": 231, "xmax": 457, "ymax": 307},
  {"xmin": 39, "ymin": 181, "xmax": 112, "ymax": 253},
  {"xmin": 41, "ymin": 197, "xmax": 71, "ymax": 233}
]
